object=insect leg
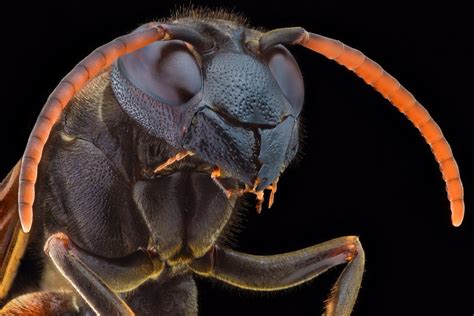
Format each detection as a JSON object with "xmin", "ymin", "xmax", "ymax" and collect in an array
[
  {"xmin": 190, "ymin": 236, "xmax": 364, "ymax": 316},
  {"xmin": 44, "ymin": 232, "xmax": 163, "ymax": 315},
  {"xmin": 0, "ymin": 291, "xmax": 76, "ymax": 315},
  {"xmin": 0, "ymin": 160, "xmax": 28, "ymax": 299}
]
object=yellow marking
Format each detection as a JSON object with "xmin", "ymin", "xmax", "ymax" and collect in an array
[
  {"xmin": 244, "ymin": 178, "xmax": 265, "ymax": 214},
  {"xmin": 60, "ymin": 132, "xmax": 76, "ymax": 142},
  {"xmin": 211, "ymin": 167, "xmax": 232, "ymax": 198},
  {"xmin": 154, "ymin": 151, "xmax": 194, "ymax": 173},
  {"xmin": 0, "ymin": 224, "xmax": 28, "ymax": 299},
  {"xmin": 255, "ymin": 191, "xmax": 264, "ymax": 214},
  {"xmin": 0, "ymin": 161, "xmax": 28, "ymax": 299},
  {"xmin": 210, "ymin": 169, "xmax": 280, "ymax": 214},
  {"xmin": 267, "ymin": 178, "xmax": 279, "ymax": 209}
]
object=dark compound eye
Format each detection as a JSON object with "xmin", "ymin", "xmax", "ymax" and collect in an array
[
  {"xmin": 263, "ymin": 45, "xmax": 304, "ymax": 114},
  {"xmin": 117, "ymin": 40, "xmax": 202, "ymax": 106}
]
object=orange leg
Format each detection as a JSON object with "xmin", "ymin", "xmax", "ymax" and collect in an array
[{"xmin": 0, "ymin": 291, "xmax": 76, "ymax": 315}]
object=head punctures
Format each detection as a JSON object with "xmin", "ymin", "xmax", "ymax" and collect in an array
[
  {"xmin": 18, "ymin": 23, "xmax": 169, "ymax": 233},
  {"xmin": 294, "ymin": 31, "xmax": 464, "ymax": 227}
]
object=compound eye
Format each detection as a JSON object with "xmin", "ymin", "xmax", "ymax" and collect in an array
[
  {"xmin": 118, "ymin": 40, "xmax": 202, "ymax": 105},
  {"xmin": 263, "ymin": 45, "xmax": 304, "ymax": 114}
]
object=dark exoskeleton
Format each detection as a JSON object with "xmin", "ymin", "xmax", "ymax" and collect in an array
[{"xmin": 0, "ymin": 9, "xmax": 465, "ymax": 315}]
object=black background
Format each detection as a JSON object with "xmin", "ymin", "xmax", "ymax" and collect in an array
[{"xmin": 1, "ymin": 1, "xmax": 473, "ymax": 315}]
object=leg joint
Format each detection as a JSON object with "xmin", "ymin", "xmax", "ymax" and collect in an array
[
  {"xmin": 189, "ymin": 244, "xmax": 217, "ymax": 276},
  {"xmin": 342, "ymin": 236, "xmax": 363, "ymax": 262}
]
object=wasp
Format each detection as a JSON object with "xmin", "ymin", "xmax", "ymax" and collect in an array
[{"xmin": 0, "ymin": 8, "xmax": 465, "ymax": 315}]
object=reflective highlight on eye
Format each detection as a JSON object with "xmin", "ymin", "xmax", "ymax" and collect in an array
[
  {"xmin": 263, "ymin": 45, "xmax": 304, "ymax": 114},
  {"xmin": 118, "ymin": 40, "xmax": 202, "ymax": 106}
]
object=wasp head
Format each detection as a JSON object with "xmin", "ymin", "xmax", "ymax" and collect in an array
[{"xmin": 111, "ymin": 16, "xmax": 304, "ymax": 201}]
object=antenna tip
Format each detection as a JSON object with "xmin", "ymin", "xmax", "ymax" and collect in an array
[
  {"xmin": 19, "ymin": 204, "xmax": 32, "ymax": 233},
  {"xmin": 450, "ymin": 199, "xmax": 464, "ymax": 227}
]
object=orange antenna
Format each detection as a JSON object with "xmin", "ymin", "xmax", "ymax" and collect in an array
[
  {"xmin": 298, "ymin": 32, "xmax": 464, "ymax": 227},
  {"xmin": 18, "ymin": 23, "xmax": 167, "ymax": 233}
]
